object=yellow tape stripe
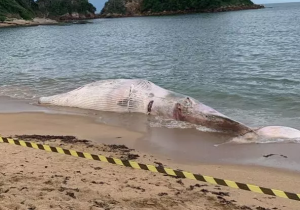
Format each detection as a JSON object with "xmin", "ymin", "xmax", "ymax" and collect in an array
[
  {"xmin": 164, "ymin": 168, "xmax": 177, "ymax": 176},
  {"xmin": 204, "ymin": 176, "xmax": 218, "ymax": 185},
  {"xmin": 0, "ymin": 136, "xmax": 299, "ymax": 201},
  {"xmin": 182, "ymin": 171, "xmax": 196, "ymax": 180},
  {"xmin": 8, "ymin": 138, "xmax": 15, "ymax": 145},
  {"xmin": 83, "ymin": 153, "xmax": 93, "ymax": 160},
  {"xmin": 70, "ymin": 150, "xmax": 79, "ymax": 157},
  {"xmin": 147, "ymin": 164, "xmax": 158, "ymax": 173},
  {"xmin": 224, "ymin": 180, "xmax": 239, "ymax": 189},
  {"xmin": 247, "ymin": 184, "xmax": 263, "ymax": 194},
  {"xmin": 272, "ymin": 189, "xmax": 288, "ymax": 198},
  {"xmin": 113, "ymin": 158, "xmax": 124, "ymax": 166}
]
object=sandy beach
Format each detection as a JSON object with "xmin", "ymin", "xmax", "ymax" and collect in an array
[
  {"xmin": 0, "ymin": 109, "xmax": 300, "ymax": 210},
  {"xmin": 0, "ymin": 18, "xmax": 57, "ymax": 28}
]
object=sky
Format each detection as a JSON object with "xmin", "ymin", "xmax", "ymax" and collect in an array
[
  {"xmin": 89, "ymin": 0, "xmax": 106, "ymax": 12},
  {"xmin": 89, "ymin": 0, "xmax": 300, "ymax": 12}
]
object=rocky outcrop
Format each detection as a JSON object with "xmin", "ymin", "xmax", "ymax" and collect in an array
[
  {"xmin": 100, "ymin": 0, "xmax": 264, "ymax": 18},
  {"xmin": 59, "ymin": 11, "xmax": 96, "ymax": 21},
  {"xmin": 36, "ymin": 0, "xmax": 96, "ymax": 20}
]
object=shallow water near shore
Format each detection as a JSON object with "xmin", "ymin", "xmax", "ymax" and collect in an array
[{"xmin": 1, "ymin": 96, "xmax": 300, "ymax": 173}]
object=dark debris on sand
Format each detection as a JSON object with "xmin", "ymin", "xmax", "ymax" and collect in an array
[
  {"xmin": 15, "ymin": 135, "xmax": 89, "ymax": 144},
  {"xmin": 13, "ymin": 135, "xmax": 140, "ymax": 161},
  {"xmin": 263, "ymin": 154, "xmax": 287, "ymax": 158},
  {"xmin": 8, "ymin": 135, "xmax": 275, "ymax": 210}
]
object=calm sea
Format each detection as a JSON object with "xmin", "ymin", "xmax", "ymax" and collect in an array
[{"xmin": 0, "ymin": 2, "xmax": 300, "ymax": 129}]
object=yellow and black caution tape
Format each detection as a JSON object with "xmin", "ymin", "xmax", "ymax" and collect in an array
[{"xmin": 1, "ymin": 136, "xmax": 299, "ymax": 201}]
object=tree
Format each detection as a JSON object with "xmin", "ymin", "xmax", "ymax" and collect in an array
[{"xmin": 0, "ymin": 15, "xmax": 6, "ymax": 22}]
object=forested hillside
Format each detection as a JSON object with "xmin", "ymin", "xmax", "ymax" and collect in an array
[
  {"xmin": 0, "ymin": 0, "xmax": 96, "ymax": 21},
  {"xmin": 142, "ymin": 0, "xmax": 254, "ymax": 13},
  {"xmin": 0, "ymin": 0, "xmax": 37, "ymax": 20},
  {"xmin": 100, "ymin": 0, "xmax": 264, "ymax": 17}
]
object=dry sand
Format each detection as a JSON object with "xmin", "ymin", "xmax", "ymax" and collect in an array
[
  {"xmin": 0, "ymin": 112, "xmax": 300, "ymax": 210},
  {"xmin": 0, "ymin": 18, "xmax": 57, "ymax": 28}
]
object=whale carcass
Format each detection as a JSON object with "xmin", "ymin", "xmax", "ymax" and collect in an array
[{"xmin": 38, "ymin": 79, "xmax": 253, "ymax": 135}]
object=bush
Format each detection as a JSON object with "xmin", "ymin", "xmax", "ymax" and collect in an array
[
  {"xmin": 0, "ymin": 15, "xmax": 6, "ymax": 22},
  {"xmin": 20, "ymin": 10, "xmax": 33, "ymax": 20},
  {"xmin": 0, "ymin": 0, "xmax": 35, "ymax": 19}
]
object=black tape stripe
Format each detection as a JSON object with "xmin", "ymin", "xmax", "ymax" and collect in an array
[
  {"xmin": 76, "ymin": 151, "xmax": 84, "ymax": 158},
  {"xmin": 91, "ymin": 154, "xmax": 100, "ymax": 161},
  {"xmin": 14, "ymin": 140, "xmax": 21, "ymax": 145},
  {"xmin": 139, "ymin": 163, "xmax": 149, "ymax": 171},
  {"xmin": 25, "ymin": 142, "xmax": 33, "ymax": 148},
  {"xmin": 260, "ymin": 187, "xmax": 276, "ymax": 196},
  {"xmin": 194, "ymin": 174, "xmax": 206, "ymax": 182},
  {"xmin": 2, "ymin": 138, "xmax": 9, "ymax": 143},
  {"xmin": 285, "ymin": 192, "xmax": 300, "ymax": 201},
  {"xmin": 63, "ymin": 149, "xmax": 71, "ymax": 155},
  {"xmin": 236, "ymin": 182, "xmax": 250, "ymax": 191},
  {"xmin": 50, "ymin": 146, "xmax": 58, "ymax": 153},
  {"xmin": 156, "ymin": 166, "xmax": 166, "ymax": 174},
  {"xmin": 38, "ymin": 144, "xmax": 45, "ymax": 150},
  {"xmin": 121, "ymin": 160, "xmax": 131, "ymax": 167},
  {"xmin": 214, "ymin": 178, "xmax": 227, "ymax": 186},
  {"xmin": 107, "ymin": 157, "xmax": 116, "ymax": 164},
  {"xmin": 173, "ymin": 170, "xmax": 185, "ymax": 178}
]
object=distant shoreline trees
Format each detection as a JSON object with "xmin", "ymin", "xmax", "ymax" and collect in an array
[
  {"xmin": 0, "ymin": 0, "xmax": 96, "ymax": 20},
  {"xmin": 141, "ymin": 0, "xmax": 254, "ymax": 13},
  {"xmin": 100, "ymin": 0, "xmax": 257, "ymax": 16}
]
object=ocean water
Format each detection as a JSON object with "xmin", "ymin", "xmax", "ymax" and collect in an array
[{"xmin": 0, "ymin": 2, "xmax": 300, "ymax": 130}]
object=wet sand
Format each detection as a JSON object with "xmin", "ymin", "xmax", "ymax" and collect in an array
[
  {"xmin": 2, "ymin": 96, "xmax": 300, "ymax": 172},
  {"xmin": 1, "ymin": 97, "xmax": 300, "ymax": 209}
]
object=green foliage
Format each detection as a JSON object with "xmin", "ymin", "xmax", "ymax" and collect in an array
[
  {"xmin": 36, "ymin": 0, "xmax": 96, "ymax": 16},
  {"xmin": 0, "ymin": 0, "xmax": 97, "ymax": 20},
  {"xmin": 77, "ymin": 0, "xmax": 97, "ymax": 14},
  {"xmin": 101, "ymin": 0, "xmax": 126, "ymax": 15},
  {"xmin": 0, "ymin": 0, "xmax": 35, "ymax": 19},
  {"xmin": 0, "ymin": 15, "xmax": 6, "ymax": 22},
  {"xmin": 141, "ymin": 0, "xmax": 254, "ymax": 12}
]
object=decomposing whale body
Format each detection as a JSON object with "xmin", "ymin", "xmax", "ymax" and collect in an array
[
  {"xmin": 38, "ymin": 79, "xmax": 253, "ymax": 135},
  {"xmin": 38, "ymin": 79, "xmax": 300, "ymax": 140},
  {"xmin": 256, "ymin": 126, "xmax": 300, "ymax": 139},
  {"xmin": 230, "ymin": 126, "xmax": 300, "ymax": 143}
]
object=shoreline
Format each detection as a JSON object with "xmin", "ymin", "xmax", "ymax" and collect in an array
[
  {"xmin": 0, "ymin": 4, "xmax": 265, "ymax": 28},
  {"xmin": 0, "ymin": 17, "xmax": 98, "ymax": 29},
  {"xmin": 0, "ymin": 18, "xmax": 58, "ymax": 28},
  {"xmin": 1, "ymin": 96, "xmax": 300, "ymax": 172},
  {"xmin": 0, "ymin": 98, "xmax": 300, "ymax": 208},
  {"xmin": 99, "ymin": 4, "xmax": 265, "ymax": 18}
]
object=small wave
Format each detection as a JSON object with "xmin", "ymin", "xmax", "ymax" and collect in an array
[
  {"xmin": 149, "ymin": 116, "xmax": 194, "ymax": 129},
  {"xmin": 149, "ymin": 116, "xmax": 221, "ymax": 132},
  {"xmin": 0, "ymin": 85, "xmax": 38, "ymax": 100}
]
